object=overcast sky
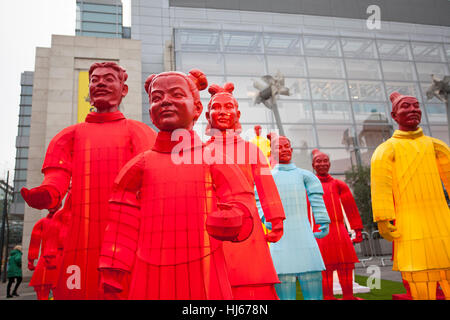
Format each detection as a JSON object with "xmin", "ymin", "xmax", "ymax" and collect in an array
[{"xmin": 0, "ymin": 0, "xmax": 130, "ymax": 183}]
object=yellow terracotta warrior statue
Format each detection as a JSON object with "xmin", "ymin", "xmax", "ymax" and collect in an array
[{"xmin": 370, "ymin": 91, "xmax": 450, "ymax": 300}]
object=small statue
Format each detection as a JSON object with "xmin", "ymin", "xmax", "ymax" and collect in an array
[
  {"xmin": 21, "ymin": 62, "xmax": 156, "ymax": 299},
  {"xmin": 311, "ymin": 149, "xmax": 363, "ymax": 300},
  {"xmin": 250, "ymin": 125, "xmax": 271, "ymax": 160},
  {"xmin": 257, "ymin": 136, "xmax": 330, "ymax": 300},
  {"xmin": 371, "ymin": 91, "xmax": 450, "ymax": 300},
  {"xmin": 98, "ymin": 70, "xmax": 256, "ymax": 299},
  {"xmin": 205, "ymin": 82, "xmax": 285, "ymax": 299},
  {"xmin": 28, "ymin": 211, "xmax": 59, "ymax": 300}
]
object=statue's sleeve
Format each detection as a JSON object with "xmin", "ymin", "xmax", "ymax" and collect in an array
[
  {"xmin": 40, "ymin": 125, "xmax": 75, "ymax": 202},
  {"xmin": 303, "ymin": 169, "xmax": 330, "ymax": 225},
  {"xmin": 211, "ymin": 161, "xmax": 256, "ymax": 242},
  {"xmin": 431, "ymin": 137, "xmax": 450, "ymax": 193},
  {"xmin": 127, "ymin": 119, "xmax": 157, "ymax": 154},
  {"xmin": 251, "ymin": 145, "xmax": 285, "ymax": 223},
  {"xmin": 45, "ymin": 193, "xmax": 72, "ymax": 259},
  {"xmin": 370, "ymin": 141, "xmax": 395, "ymax": 222},
  {"xmin": 99, "ymin": 152, "xmax": 145, "ymax": 273},
  {"xmin": 337, "ymin": 179, "xmax": 363, "ymax": 230},
  {"xmin": 28, "ymin": 219, "xmax": 44, "ymax": 261}
]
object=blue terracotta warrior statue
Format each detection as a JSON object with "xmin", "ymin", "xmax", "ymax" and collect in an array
[{"xmin": 257, "ymin": 135, "xmax": 330, "ymax": 300}]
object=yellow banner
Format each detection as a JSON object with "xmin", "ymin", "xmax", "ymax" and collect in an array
[{"xmin": 77, "ymin": 71, "xmax": 94, "ymax": 123}]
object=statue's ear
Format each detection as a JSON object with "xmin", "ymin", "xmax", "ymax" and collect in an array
[
  {"xmin": 122, "ymin": 84, "xmax": 129, "ymax": 98},
  {"xmin": 390, "ymin": 111, "xmax": 397, "ymax": 122}
]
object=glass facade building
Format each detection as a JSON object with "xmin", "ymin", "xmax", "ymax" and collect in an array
[
  {"xmin": 10, "ymin": 72, "xmax": 33, "ymax": 217},
  {"xmin": 174, "ymin": 29, "xmax": 449, "ymax": 177},
  {"xmin": 76, "ymin": 0, "xmax": 126, "ymax": 38},
  {"xmin": 132, "ymin": 0, "xmax": 450, "ymax": 178}
]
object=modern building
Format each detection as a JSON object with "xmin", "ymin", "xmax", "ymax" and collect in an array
[
  {"xmin": 76, "ymin": 0, "xmax": 130, "ymax": 38},
  {"xmin": 10, "ymin": 72, "xmax": 33, "ymax": 219},
  {"xmin": 131, "ymin": 0, "xmax": 450, "ymax": 177}
]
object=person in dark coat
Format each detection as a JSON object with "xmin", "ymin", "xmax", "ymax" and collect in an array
[{"xmin": 7, "ymin": 245, "xmax": 23, "ymax": 298}]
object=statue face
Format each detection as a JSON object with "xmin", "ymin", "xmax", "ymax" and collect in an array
[
  {"xmin": 391, "ymin": 97, "xmax": 422, "ymax": 131},
  {"xmin": 313, "ymin": 154, "xmax": 330, "ymax": 176},
  {"xmin": 272, "ymin": 137, "xmax": 292, "ymax": 164},
  {"xmin": 206, "ymin": 94, "xmax": 240, "ymax": 131},
  {"xmin": 89, "ymin": 67, "xmax": 127, "ymax": 111},
  {"xmin": 149, "ymin": 75, "xmax": 201, "ymax": 131}
]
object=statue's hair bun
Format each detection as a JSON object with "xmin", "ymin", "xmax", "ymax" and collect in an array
[
  {"xmin": 188, "ymin": 69, "xmax": 208, "ymax": 91},
  {"xmin": 208, "ymin": 82, "xmax": 235, "ymax": 97}
]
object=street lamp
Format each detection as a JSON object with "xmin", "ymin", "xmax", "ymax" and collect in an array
[
  {"xmin": 252, "ymin": 71, "xmax": 290, "ymax": 136},
  {"xmin": 0, "ymin": 171, "xmax": 10, "ymax": 282},
  {"xmin": 425, "ymin": 74, "xmax": 450, "ymax": 143}
]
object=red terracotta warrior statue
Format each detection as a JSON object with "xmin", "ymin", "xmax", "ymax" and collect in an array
[
  {"xmin": 98, "ymin": 70, "xmax": 256, "ymax": 299},
  {"xmin": 28, "ymin": 212, "xmax": 60, "ymax": 300},
  {"xmin": 21, "ymin": 62, "xmax": 156, "ymax": 299},
  {"xmin": 205, "ymin": 82, "xmax": 286, "ymax": 299},
  {"xmin": 311, "ymin": 149, "xmax": 363, "ymax": 300},
  {"xmin": 44, "ymin": 189, "xmax": 73, "ymax": 300}
]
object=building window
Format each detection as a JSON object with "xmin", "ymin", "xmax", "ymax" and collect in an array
[
  {"xmin": 352, "ymin": 103, "xmax": 389, "ymax": 123},
  {"xmin": 425, "ymin": 104, "xmax": 448, "ymax": 124},
  {"xmin": 267, "ymin": 55, "xmax": 306, "ymax": 77},
  {"xmin": 415, "ymin": 62, "xmax": 449, "ymax": 82},
  {"xmin": 306, "ymin": 57, "xmax": 345, "ymax": 79},
  {"xmin": 20, "ymin": 85, "xmax": 33, "ymax": 95},
  {"xmin": 177, "ymin": 52, "xmax": 224, "ymax": 75},
  {"xmin": 310, "ymin": 79, "xmax": 348, "ymax": 100},
  {"xmin": 16, "ymin": 148, "xmax": 29, "ymax": 159},
  {"xmin": 313, "ymin": 102, "xmax": 352, "ymax": 123},
  {"xmin": 14, "ymin": 169, "xmax": 27, "ymax": 181},
  {"xmin": 264, "ymin": 33, "xmax": 302, "ymax": 55},
  {"xmin": 175, "ymin": 29, "xmax": 220, "ymax": 52},
  {"xmin": 345, "ymin": 59, "xmax": 382, "ymax": 80},
  {"xmin": 382, "ymin": 61, "xmax": 416, "ymax": 81},
  {"xmin": 303, "ymin": 35, "xmax": 341, "ymax": 57},
  {"xmin": 349, "ymin": 80, "xmax": 385, "ymax": 101},
  {"xmin": 20, "ymin": 95, "xmax": 32, "ymax": 105},
  {"xmin": 341, "ymin": 38, "xmax": 377, "ymax": 59},
  {"xmin": 18, "ymin": 116, "xmax": 31, "ymax": 126},
  {"xmin": 222, "ymin": 31, "xmax": 263, "ymax": 53},
  {"xmin": 18, "ymin": 126, "xmax": 30, "ymax": 137},
  {"xmin": 225, "ymin": 54, "xmax": 265, "ymax": 76},
  {"xmin": 411, "ymin": 42, "xmax": 445, "ymax": 62},
  {"xmin": 377, "ymin": 40, "xmax": 412, "ymax": 60}
]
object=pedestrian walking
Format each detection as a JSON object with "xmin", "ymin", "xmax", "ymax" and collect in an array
[{"xmin": 6, "ymin": 245, "xmax": 23, "ymax": 298}]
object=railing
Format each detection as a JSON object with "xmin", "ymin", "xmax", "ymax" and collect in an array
[
  {"xmin": 371, "ymin": 230, "xmax": 393, "ymax": 266},
  {"xmin": 353, "ymin": 230, "xmax": 393, "ymax": 267},
  {"xmin": 354, "ymin": 231, "xmax": 373, "ymax": 267}
]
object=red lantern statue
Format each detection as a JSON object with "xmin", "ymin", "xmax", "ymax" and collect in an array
[
  {"xmin": 311, "ymin": 149, "xmax": 363, "ymax": 300},
  {"xmin": 21, "ymin": 62, "xmax": 156, "ymax": 299},
  {"xmin": 98, "ymin": 70, "xmax": 256, "ymax": 299},
  {"xmin": 205, "ymin": 82, "xmax": 285, "ymax": 299}
]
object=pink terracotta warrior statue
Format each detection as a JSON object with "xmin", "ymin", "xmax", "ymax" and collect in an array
[
  {"xmin": 21, "ymin": 62, "xmax": 156, "ymax": 299},
  {"xmin": 28, "ymin": 212, "xmax": 59, "ymax": 300},
  {"xmin": 205, "ymin": 82, "xmax": 286, "ymax": 299},
  {"xmin": 311, "ymin": 149, "xmax": 363, "ymax": 300},
  {"xmin": 371, "ymin": 91, "xmax": 450, "ymax": 300},
  {"xmin": 98, "ymin": 70, "xmax": 256, "ymax": 299}
]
